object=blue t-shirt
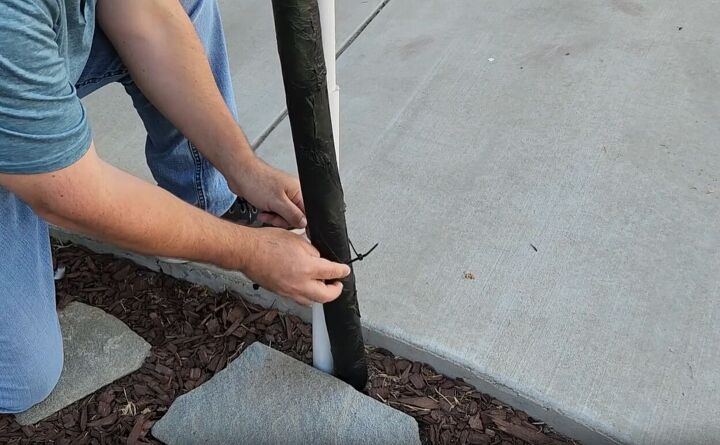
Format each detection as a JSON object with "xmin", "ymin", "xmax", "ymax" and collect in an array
[{"xmin": 0, "ymin": 0, "xmax": 96, "ymax": 174}]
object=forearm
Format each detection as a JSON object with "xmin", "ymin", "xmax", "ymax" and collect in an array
[
  {"xmin": 96, "ymin": 0, "xmax": 253, "ymax": 179},
  {"xmin": 0, "ymin": 146, "xmax": 253, "ymax": 270}
]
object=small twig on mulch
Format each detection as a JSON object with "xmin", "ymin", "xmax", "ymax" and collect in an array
[{"xmin": 0, "ymin": 243, "xmax": 580, "ymax": 445}]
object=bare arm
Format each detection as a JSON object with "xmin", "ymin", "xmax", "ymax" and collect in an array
[
  {"xmin": 96, "ymin": 0, "xmax": 306, "ymax": 228},
  {"xmin": 2, "ymin": 145, "xmax": 244, "ymax": 265},
  {"xmin": 97, "ymin": 0, "xmax": 249, "ymax": 176},
  {"xmin": 0, "ymin": 146, "xmax": 349, "ymax": 305}
]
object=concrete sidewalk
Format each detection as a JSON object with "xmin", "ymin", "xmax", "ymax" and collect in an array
[{"xmin": 79, "ymin": 0, "xmax": 720, "ymax": 444}]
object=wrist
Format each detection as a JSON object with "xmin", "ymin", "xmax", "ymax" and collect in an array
[
  {"xmin": 211, "ymin": 130, "xmax": 258, "ymax": 187},
  {"xmin": 212, "ymin": 221, "xmax": 257, "ymax": 272},
  {"xmin": 213, "ymin": 124, "xmax": 255, "ymax": 166},
  {"xmin": 189, "ymin": 114, "xmax": 255, "ymax": 179}
]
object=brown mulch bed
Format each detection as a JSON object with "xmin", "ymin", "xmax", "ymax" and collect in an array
[{"xmin": 0, "ymin": 243, "xmax": 579, "ymax": 445}]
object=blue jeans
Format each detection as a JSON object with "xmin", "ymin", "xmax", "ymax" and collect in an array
[{"xmin": 0, "ymin": 0, "xmax": 236, "ymax": 413}]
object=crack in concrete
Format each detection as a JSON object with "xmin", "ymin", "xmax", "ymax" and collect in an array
[
  {"xmin": 252, "ymin": 0, "xmax": 393, "ymax": 150},
  {"xmin": 336, "ymin": 0, "xmax": 391, "ymax": 58}
]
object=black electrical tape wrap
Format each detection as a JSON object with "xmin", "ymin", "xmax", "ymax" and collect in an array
[{"xmin": 271, "ymin": 0, "xmax": 368, "ymax": 390}]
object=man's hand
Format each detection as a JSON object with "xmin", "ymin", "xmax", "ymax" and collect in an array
[
  {"xmin": 244, "ymin": 228, "xmax": 351, "ymax": 306},
  {"xmin": 0, "ymin": 146, "xmax": 348, "ymax": 306},
  {"xmin": 229, "ymin": 156, "xmax": 306, "ymax": 229}
]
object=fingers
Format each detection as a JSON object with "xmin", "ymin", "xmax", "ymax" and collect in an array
[
  {"xmin": 295, "ymin": 257, "xmax": 350, "ymax": 304},
  {"xmin": 289, "ymin": 187, "xmax": 306, "ymax": 214},
  {"xmin": 277, "ymin": 195, "xmax": 307, "ymax": 229},
  {"xmin": 305, "ymin": 280, "xmax": 344, "ymax": 303},
  {"xmin": 313, "ymin": 258, "xmax": 351, "ymax": 280},
  {"xmin": 258, "ymin": 211, "xmax": 291, "ymax": 229},
  {"xmin": 287, "ymin": 279, "xmax": 342, "ymax": 306},
  {"xmin": 293, "ymin": 295, "xmax": 315, "ymax": 307},
  {"xmin": 261, "ymin": 197, "xmax": 306, "ymax": 229}
]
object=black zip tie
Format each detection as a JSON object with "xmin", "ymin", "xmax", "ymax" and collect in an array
[{"xmin": 347, "ymin": 239, "xmax": 379, "ymax": 265}]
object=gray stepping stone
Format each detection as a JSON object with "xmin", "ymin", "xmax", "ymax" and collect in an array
[
  {"xmin": 16, "ymin": 302, "xmax": 151, "ymax": 425},
  {"xmin": 152, "ymin": 342, "xmax": 420, "ymax": 445}
]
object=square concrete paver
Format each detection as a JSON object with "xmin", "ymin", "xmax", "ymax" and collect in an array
[
  {"xmin": 152, "ymin": 342, "xmax": 420, "ymax": 445},
  {"xmin": 15, "ymin": 302, "xmax": 151, "ymax": 425}
]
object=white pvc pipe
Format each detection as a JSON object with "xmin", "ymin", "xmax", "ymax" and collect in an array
[
  {"xmin": 311, "ymin": 302, "xmax": 333, "ymax": 372},
  {"xmin": 312, "ymin": 0, "xmax": 338, "ymax": 374},
  {"xmin": 320, "ymin": 0, "xmax": 340, "ymax": 155}
]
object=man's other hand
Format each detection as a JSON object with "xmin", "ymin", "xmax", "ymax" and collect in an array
[
  {"xmin": 228, "ymin": 156, "xmax": 307, "ymax": 229},
  {"xmin": 244, "ymin": 227, "xmax": 351, "ymax": 306}
]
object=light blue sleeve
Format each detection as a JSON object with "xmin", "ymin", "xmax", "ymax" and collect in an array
[{"xmin": 0, "ymin": 0, "xmax": 91, "ymax": 174}]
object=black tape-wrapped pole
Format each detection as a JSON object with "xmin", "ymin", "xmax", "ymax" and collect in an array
[{"xmin": 271, "ymin": 0, "xmax": 368, "ymax": 390}]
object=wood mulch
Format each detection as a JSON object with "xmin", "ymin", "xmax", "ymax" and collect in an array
[{"xmin": 0, "ymin": 243, "xmax": 579, "ymax": 445}]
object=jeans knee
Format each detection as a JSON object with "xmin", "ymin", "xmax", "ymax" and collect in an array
[{"xmin": 0, "ymin": 338, "xmax": 63, "ymax": 413}]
